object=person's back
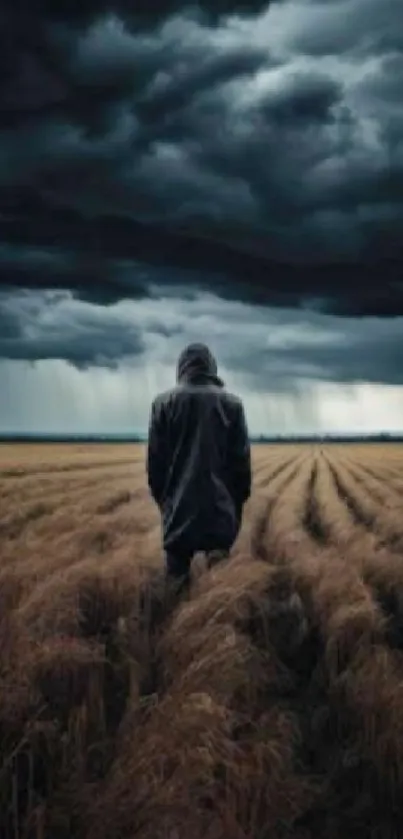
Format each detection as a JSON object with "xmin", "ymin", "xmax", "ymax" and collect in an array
[{"xmin": 146, "ymin": 343, "xmax": 251, "ymax": 585}]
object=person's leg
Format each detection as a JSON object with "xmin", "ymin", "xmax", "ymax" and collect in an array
[
  {"xmin": 165, "ymin": 550, "xmax": 192, "ymax": 596},
  {"xmin": 205, "ymin": 548, "xmax": 230, "ymax": 570}
]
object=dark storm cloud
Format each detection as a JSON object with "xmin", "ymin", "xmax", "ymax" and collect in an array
[
  {"xmin": 0, "ymin": 292, "xmax": 144, "ymax": 368},
  {"xmin": 2, "ymin": 288, "xmax": 403, "ymax": 390},
  {"xmin": 163, "ymin": 307, "xmax": 403, "ymax": 389},
  {"xmin": 1, "ymin": 0, "xmax": 403, "ymax": 320},
  {"xmin": 235, "ymin": 322, "xmax": 403, "ymax": 389},
  {"xmin": 7, "ymin": 0, "xmax": 271, "ymax": 28},
  {"xmin": 187, "ymin": 301, "xmax": 403, "ymax": 389},
  {"xmin": 285, "ymin": 0, "xmax": 403, "ymax": 58}
]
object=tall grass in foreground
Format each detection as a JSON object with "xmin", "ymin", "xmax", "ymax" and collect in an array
[{"xmin": 1, "ymin": 545, "xmax": 403, "ymax": 839}]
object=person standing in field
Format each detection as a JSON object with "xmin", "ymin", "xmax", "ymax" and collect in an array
[{"xmin": 146, "ymin": 343, "xmax": 251, "ymax": 591}]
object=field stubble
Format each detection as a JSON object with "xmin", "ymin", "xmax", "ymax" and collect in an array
[{"xmin": 1, "ymin": 443, "xmax": 403, "ymax": 838}]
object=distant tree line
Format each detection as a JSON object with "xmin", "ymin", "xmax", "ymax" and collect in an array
[
  {"xmin": 1, "ymin": 432, "xmax": 402, "ymax": 444},
  {"xmin": 253, "ymin": 433, "xmax": 402, "ymax": 444}
]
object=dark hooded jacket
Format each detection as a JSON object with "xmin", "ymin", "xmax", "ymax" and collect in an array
[{"xmin": 146, "ymin": 343, "xmax": 251, "ymax": 555}]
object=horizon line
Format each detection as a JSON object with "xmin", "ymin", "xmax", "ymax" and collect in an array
[{"xmin": 1, "ymin": 431, "xmax": 403, "ymax": 441}]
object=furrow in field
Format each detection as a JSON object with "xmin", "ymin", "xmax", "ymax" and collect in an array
[
  {"xmin": 302, "ymin": 457, "xmax": 329, "ymax": 545},
  {"xmin": 238, "ymin": 452, "xmax": 308, "ymax": 558},
  {"xmin": 342, "ymin": 458, "xmax": 403, "ymax": 503},
  {"xmin": 386, "ymin": 465, "xmax": 403, "ymax": 481},
  {"xmin": 257, "ymin": 449, "xmax": 403, "ymax": 660},
  {"xmin": 326, "ymin": 458, "xmax": 403, "ymax": 553},
  {"xmin": 327, "ymin": 459, "xmax": 376, "ymax": 530},
  {"xmin": 0, "ymin": 463, "xmax": 140, "ymax": 505},
  {"xmin": 329, "ymin": 455, "xmax": 403, "ymax": 640},
  {"xmin": 342, "ymin": 460, "xmax": 403, "ymax": 543},
  {"xmin": 252, "ymin": 454, "xmax": 295, "ymax": 488},
  {"xmin": 253, "ymin": 455, "xmax": 302, "ymax": 493},
  {"xmin": 251, "ymin": 450, "xmax": 290, "ymax": 480},
  {"xmin": 314, "ymin": 456, "xmax": 373, "ymax": 549},
  {"xmin": 254, "ymin": 452, "xmax": 403, "ymax": 764},
  {"xmin": 0, "ymin": 475, "xmax": 159, "ymax": 583},
  {"xmin": 261, "ymin": 456, "xmax": 320, "ymax": 557},
  {"xmin": 0, "ymin": 500, "xmax": 55, "ymax": 541},
  {"xmin": 0, "ymin": 470, "xmax": 142, "ymax": 525},
  {"xmin": 0, "ymin": 453, "xmax": 142, "ymax": 479},
  {"xmin": 336, "ymin": 453, "xmax": 401, "ymax": 499},
  {"xmin": 0, "ymin": 471, "xmax": 148, "ymax": 543},
  {"xmin": 316, "ymin": 457, "xmax": 403, "ymax": 613}
]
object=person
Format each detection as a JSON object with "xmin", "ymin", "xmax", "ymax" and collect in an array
[{"xmin": 146, "ymin": 343, "xmax": 251, "ymax": 592}]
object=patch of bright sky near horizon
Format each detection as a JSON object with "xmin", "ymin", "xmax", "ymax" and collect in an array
[{"xmin": 2, "ymin": 359, "xmax": 403, "ymax": 436}]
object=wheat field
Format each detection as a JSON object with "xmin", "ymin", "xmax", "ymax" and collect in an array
[{"xmin": 1, "ymin": 442, "xmax": 403, "ymax": 839}]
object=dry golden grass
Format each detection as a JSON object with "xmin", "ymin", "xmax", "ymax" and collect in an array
[{"xmin": 1, "ymin": 442, "xmax": 403, "ymax": 838}]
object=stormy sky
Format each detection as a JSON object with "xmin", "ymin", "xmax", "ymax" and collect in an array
[{"xmin": 1, "ymin": 0, "xmax": 403, "ymax": 434}]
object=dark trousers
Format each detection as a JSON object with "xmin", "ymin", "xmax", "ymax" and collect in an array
[{"xmin": 165, "ymin": 548, "xmax": 229, "ymax": 592}]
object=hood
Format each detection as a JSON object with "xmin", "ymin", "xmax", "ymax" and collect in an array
[{"xmin": 176, "ymin": 343, "xmax": 224, "ymax": 387}]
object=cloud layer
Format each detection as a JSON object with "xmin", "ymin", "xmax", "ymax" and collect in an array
[
  {"xmin": 2, "ymin": 289, "xmax": 403, "ymax": 390},
  {"xmin": 1, "ymin": 0, "xmax": 403, "ymax": 318}
]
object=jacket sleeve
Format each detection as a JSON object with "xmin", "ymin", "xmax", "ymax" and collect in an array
[
  {"xmin": 229, "ymin": 400, "xmax": 251, "ymax": 508},
  {"xmin": 146, "ymin": 398, "xmax": 167, "ymax": 506}
]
